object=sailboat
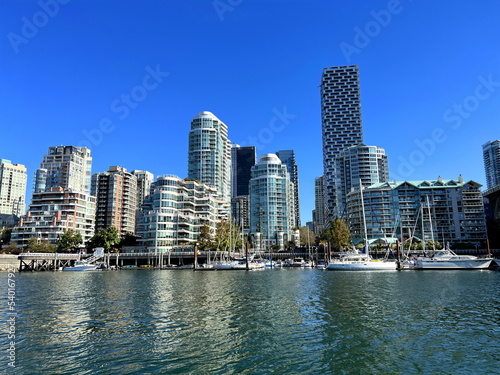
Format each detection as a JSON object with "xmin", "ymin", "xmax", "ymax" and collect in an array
[
  {"xmin": 326, "ymin": 183, "xmax": 397, "ymax": 271},
  {"xmin": 412, "ymin": 196, "xmax": 492, "ymax": 270}
]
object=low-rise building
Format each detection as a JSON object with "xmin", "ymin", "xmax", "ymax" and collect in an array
[{"xmin": 346, "ymin": 176, "xmax": 487, "ymax": 246}]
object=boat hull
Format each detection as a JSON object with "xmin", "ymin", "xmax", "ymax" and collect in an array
[
  {"xmin": 415, "ymin": 258, "xmax": 492, "ymax": 270},
  {"xmin": 326, "ymin": 260, "xmax": 397, "ymax": 271}
]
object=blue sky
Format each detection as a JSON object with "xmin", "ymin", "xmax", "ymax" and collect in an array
[{"xmin": 1, "ymin": 0, "xmax": 500, "ymax": 224}]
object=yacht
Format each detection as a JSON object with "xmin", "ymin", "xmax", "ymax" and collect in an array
[
  {"xmin": 63, "ymin": 260, "xmax": 98, "ymax": 271},
  {"xmin": 414, "ymin": 248, "xmax": 492, "ymax": 270}
]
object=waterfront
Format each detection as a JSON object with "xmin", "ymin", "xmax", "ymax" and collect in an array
[{"xmin": 1, "ymin": 269, "xmax": 499, "ymax": 374}]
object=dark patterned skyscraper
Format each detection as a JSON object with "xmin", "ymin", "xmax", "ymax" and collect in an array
[{"xmin": 321, "ymin": 65, "xmax": 363, "ymax": 219}]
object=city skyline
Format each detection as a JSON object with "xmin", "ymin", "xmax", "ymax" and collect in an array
[{"xmin": 1, "ymin": 1, "xmax": 500, "ymax": 224}]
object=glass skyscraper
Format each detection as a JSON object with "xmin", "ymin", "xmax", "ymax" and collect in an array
[
  {"xmin": 483, "ymin": 140, "xmax": 500, "ymax": 190},
  {"xmin": 276, "ymin": 150, "xmax": 301, "ymax": 227},
  {"xmin": 249, "ymin": 154, "xmax": 295, "ymax": 250},
  {"xmin": 188, "ymin": 111, "xmax": 231, "ymax": 203}
]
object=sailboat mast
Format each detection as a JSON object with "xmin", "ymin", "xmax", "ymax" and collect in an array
[
  {"xmin": 360, "ymin": 181, "xmax": 368, "ymax": 253},
  {"xmin": 426, "ymin": 195, "xmax": 436, "ymax": 251}
]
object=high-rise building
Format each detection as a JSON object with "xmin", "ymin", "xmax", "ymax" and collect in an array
[
  {"xmin": 136, "ymin": 175, "xmax": 218, "ymax": 252},
  {"xmin": 346, "ymin": 176, "xmax": 487, "ymax": 245},
  {"xmin": 188, "ymin": 111, "xmax": 232, "ymax": 203},
  {"xmin": 276, "ymin": 150, "xmax": 301, "ymax": 227},
  {"xmin": 249, "ymin": 154, "xmax": 295, "ymax": 250},
  {"xmin": 483, "ymin": 140, "xmax": 500, "ymax": 190},
  {"xmin": 231, "ymin": 144, "xmax": 256, "ymax": 197},
  {"xmin": 12, "ymin": 146, "xmax": 95, "ymax": 247},
  {"xmin": 131, "ymin": 170, "xmax": 154, "ymax": 209},
  {"xmin": 334, "ymin": 144, "xmax": 389, "ymax": 217},
  {"xmin": 313, "ymin": 176, "xmax": 327, "ymax": 234},
  {"xmin": 34, "ymin": 146, "xmax": 92, "ymax": 194},
  {"xmin": 321, "ymin": 65, "xmax": 363, "ymax": 219},
  {"xmin": 91, "ymin": 166, "xmax": 138, "ymax": 237},
  {"xmin": 0, "ymin": 159, "xmax": 27, "ymax": 216}
]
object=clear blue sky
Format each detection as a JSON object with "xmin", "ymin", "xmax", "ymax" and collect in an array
[{"xmin": 1, "ymin": 0, "xmax": 499, "ymax": 224}]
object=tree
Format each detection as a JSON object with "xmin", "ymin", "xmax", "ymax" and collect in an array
[
  {"xmin": 1, "ymin": 228, "xmax": 12, "ymax": 249},
  {"xmin": 298, "ymin": 226, "xmax": 316, "ymax": 247},
  {"xmin": 117, "ymin": 232, "xmax": 139, "ymax": 249},
  {"xmin": 324, "ymin": 218, "xmax": 350, "ymax": 252},
  {"xmin": 57, "ymin": 230, "xmax": 83, "ymax": 252},
  {"xmin": 198, "ymin": 223, "xmax": 214, "ymax": 251},
  {"xmin": 88, "ymin": 227, "xmax": 120, "ymax": 252},
  {"xmin": 25, "ymin": 237, "xmax": 56, "ymax": 253}
]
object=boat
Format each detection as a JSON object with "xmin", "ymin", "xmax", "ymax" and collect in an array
[
  {"xmin": 289, "ymin": 257, "xmax": 306, "ymax": 267},
  {"xmin": 326, "ymin": 250, "xmax": 397, "ymax": 271},
  {"xmin": 315, "ymin": 261, "xmax": 326, "ymax": 270},
  {"xmin": 326, "ymin": 183, "xmax": 397, "ymax": 271},
  {"xmin": 413, "ymin": 248, "xmax": 492, "ymax": 270},
  {"xmin": 63, "ymin": 260, "xmax": 98, "ymax": 271}
]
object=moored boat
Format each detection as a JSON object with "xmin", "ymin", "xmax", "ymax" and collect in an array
[
  {"xmin": 413, "ymin": 248, "xmax": 492, "ymax": 270},
  {"xmin": 63, "ymin": 260, "xmax": 98, "ymax": 271}
]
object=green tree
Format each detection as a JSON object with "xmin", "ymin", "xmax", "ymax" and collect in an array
[
  {"xmin": 57, "ymin": 230, "xmax": 83, "ymax": 252},
  {"xmin": 298, "ymin": 226, "xmax": 316, "ymax": 247},
  {"xmin": 198, "ymin": 223, "xmax": 214, "ymax": 251},
  {"xmin": 1, "ymin": 228, "xmax": 12, "ymax": 249},
  {"xmin": 88, "ymin": 227, "xmax": 120, "ymax": 252},
  {"xmin": 25, "ymin": 237, "xmax": 56, "ymax": 253},
  {"xmin": 324, "ymin": 218, "xmax": 351, "ymax": 252},
  {"xmin": 117, "ymin": 232, "xmax": 139, "ymax": 249}
]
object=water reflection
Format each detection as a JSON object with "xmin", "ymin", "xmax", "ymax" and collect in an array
[{"xmin": 2, "ymin": 269, "xmax": 499, "ymax": 374}]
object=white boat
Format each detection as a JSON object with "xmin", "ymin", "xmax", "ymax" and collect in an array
[
  {"xmin": 326, "ymin": 251, "xmax": 397, "ymax": 271},
  {"xmin": 326, "ymin": 183, "xmax": 397, "ymax": 271},
  {"xmin": 414, "ymin": 248, "xmax": 492, "ymax": 270},
  {"xmin": 315, "ymin": 261, "xmax": 326, "ymax": 270},
  {"xmin": 63, "ymin": 260, "xmax": 98, "ymax": 271}
]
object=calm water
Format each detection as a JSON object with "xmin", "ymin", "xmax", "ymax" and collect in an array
[{"xmin": 1, "ymin": 269, "xmax": 499, "ymax": 374}]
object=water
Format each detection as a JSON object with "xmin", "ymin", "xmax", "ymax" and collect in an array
[{"xmin": 1, "ymin": 269, "xmax": 499, "ymax": 374}]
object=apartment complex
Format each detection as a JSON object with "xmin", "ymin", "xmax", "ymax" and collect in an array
[
  {"xmin": 249, "ymin": 154, "xmax": 295, "ymax": 250},
  {"xmin": 188, "ymin": 111, "xmax": 232, "ymax": 204},
  {"xmin": 12, "ymin": 146, "xmax": 95, "ymax": 247},
  {"xmin": 34, "ymin": 146, "xmax": 92, "ymax": 194},
  {"xmin": 0, "ymin": 159, "xmax": 27, "ymax": 216},
  {"xmin": 12, "ymin": 188, "xmax": 96, "ymax": 246},
  {"xmin": 131, "ymin": 170, "xmax": 154, "ymax": 209},
  {"xmin": 321, "ymin": 65, "xmax": 363, "ymax": 219},
  {"xmin": 136, "ymin": 175, "xmax": 218, "ymax": 252},
  {"xmin": 334, "ymin": 144, "xmax": 389, "ymax": 217},
  {"xmin": 346, "ymin": 177, "xmax": 487, "ymax": 245},
  {"xmin": 91, "ymin": 166, "xmax": 138, "ymax": 237},
  {"xmin": 483, "ymin": 140, "xmax": 500, "ymax": 190},
  {"xmin": 276, "ymin": 150, "xmax": 301, "ymax": 227},
  {"xmin": 313, "ymin": 176, "xmax": 327, "ymax": 234}
]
